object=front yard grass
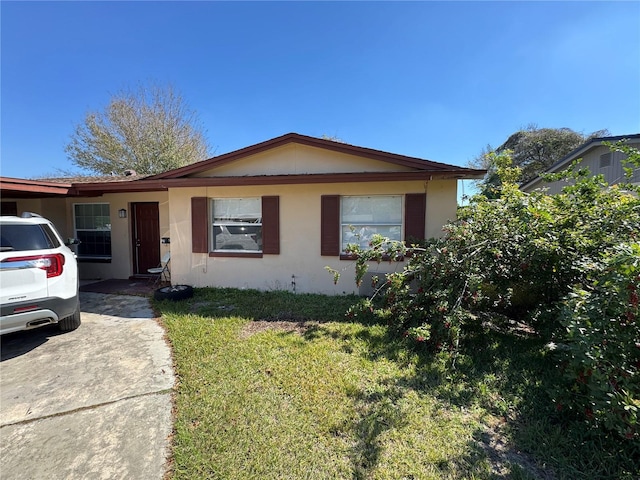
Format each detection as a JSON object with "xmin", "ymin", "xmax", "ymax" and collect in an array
[{"xmin": 155, "ymin": 288, "xmax": 639, "ymax": 480}]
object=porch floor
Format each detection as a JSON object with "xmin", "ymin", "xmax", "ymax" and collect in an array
[{"xmin": 79, "ymin": 278, "xmax": 162, "ymax": 297}]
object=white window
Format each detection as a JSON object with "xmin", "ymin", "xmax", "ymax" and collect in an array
[
  {"xmin": 211, "ymin": 198, "xmax": 262, "ymax": 252},
  {"xmin": 73, "ymin": 203, "xmax": 111, "ymax": 260},
  {"xmin": 341, "ymin": 195, "xmax": 402, "ymax": 252}
]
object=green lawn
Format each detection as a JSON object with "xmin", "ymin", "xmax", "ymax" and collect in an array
[{"xmin": 155, "ymin": 288, "xmax": 639, "ymax": 480}]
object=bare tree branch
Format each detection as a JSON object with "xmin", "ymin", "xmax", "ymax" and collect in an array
[{"xmin": 65, "ymin": 82, "xmax": 211, "ymax": 175}]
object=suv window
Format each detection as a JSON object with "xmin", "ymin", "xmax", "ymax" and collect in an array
[{"xmin": 0, "ymin": 224, "xmax": 61, "ymax": 252}]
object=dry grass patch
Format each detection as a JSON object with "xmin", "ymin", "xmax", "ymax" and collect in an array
[{"xmin": 239, "ymin": 318, "xmax": 319, "ymax": 339}]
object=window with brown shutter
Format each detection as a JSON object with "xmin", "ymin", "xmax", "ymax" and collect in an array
[
  {"xmin": 191, "ymin": 197, "xmax": 208, "ymax": 253},
  {"xmin": 193, "ymin": 196, "xmax": 280, "ymax": 257},
  {"xmin": 321, "ymin": 195, "xmax": 340, "ymax": 256},
  {"xmin": 262, "ymin": 196, "xmax": 280, "ymax": 255},
  {"xmin": 404, "ymin": 193, "xmax": 426, "ymax": 243},
  {"xmin": 322, "ymin": 193, "xmax": 426, "ymax": 258}
]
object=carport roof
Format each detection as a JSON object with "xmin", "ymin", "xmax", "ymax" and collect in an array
[{"xmin": 0, "ymin": 177, "xmax": 73, "ymax": 199}]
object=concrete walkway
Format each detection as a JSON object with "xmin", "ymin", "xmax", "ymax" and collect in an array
[{"xmin": 0, "ymin": 292, "xmax": 174, "ymax": 480}]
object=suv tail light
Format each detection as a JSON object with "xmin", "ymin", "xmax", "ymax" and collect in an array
[{"xmin": 2, "ymin": 254, "xmax": 65, "ymax": 278}]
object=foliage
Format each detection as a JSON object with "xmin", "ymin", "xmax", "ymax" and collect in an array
[
  {"xmin": 471, "ymin": 126, "xmax": 608, "ymax": 195},
  {"xmin": 341, "ymin": 143, "xmax": 640, "ymax": 440},
  {"xmin": 65, "ymin": 82, "xmax": 211, "ymax": 175},
  {"xmin": 553, "ymin": 243, "xmax": 640, "ymax": 440}
]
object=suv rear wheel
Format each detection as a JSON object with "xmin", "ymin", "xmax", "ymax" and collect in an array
[{"xmin": 58, "ymin": 302, "xmax": 81, "ymax": 331}]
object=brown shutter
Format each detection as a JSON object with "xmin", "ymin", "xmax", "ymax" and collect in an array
[
  {"xmin": 404, "ymin": 193, "xmax": 426, "ymax": 243},
  {"xmin": 191, "ymin": 197, "xmax": 209, "ymax": 253},
  {"xmin": 321, "ymin": 195, "xmax": 340, "ymax": 256},
  {"xmin": 261, "ymin": 196, "xmax": 280, "ymax": 255}
]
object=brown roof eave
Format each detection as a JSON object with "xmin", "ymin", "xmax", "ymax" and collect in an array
[
  {"xmin": 71, "ymin": 181, "xmax": 170, "ymax": 196},
  {"xmin": 75, "ymin": 170, "xmax": 485, "ymax": 193},
  {"xmin": 0, "ymin": 176, "xmax": 73, "ymax": 197}
]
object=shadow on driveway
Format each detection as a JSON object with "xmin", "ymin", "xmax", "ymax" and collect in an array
[{"xmin": 0, "ymin": 325, "xmax": 63, "ymax": 362}]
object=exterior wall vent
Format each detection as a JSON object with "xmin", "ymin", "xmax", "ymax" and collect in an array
[{"xmin": 599, "ymin": 153, "xmax": 612, "ymax": 169}]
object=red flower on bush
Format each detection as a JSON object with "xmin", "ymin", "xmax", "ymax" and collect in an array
[{"xmin": 629, "ymin": 289, "xmax": 638, "ymax": 308}]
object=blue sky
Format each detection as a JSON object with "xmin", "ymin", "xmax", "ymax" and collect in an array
[{"xmin": 2, "ymin": 1, "xmax": 639, "ymax": 198}]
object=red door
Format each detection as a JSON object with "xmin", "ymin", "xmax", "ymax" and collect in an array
[{"xmin": 132, "ymin": 202, "xmax": 160, "ymax": 275}]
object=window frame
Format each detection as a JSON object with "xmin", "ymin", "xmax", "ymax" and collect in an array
[
  {"xmin": 73, "ymin": 202, "xmax": 112, "ymax": 261},
  {"xmin": 192, "ymin": 196, "xmax": 279, "ymax": 257},
  {"xmin": 210, "ymin": 197, "xmax": 263, "ymax": 256},
  {"xmin": 321, "ymin": 193, "xmax": 426, "ymax": 260},
  {"xmin": 340, "ymin": 194, "xmax": 404, "ymax": 255}
]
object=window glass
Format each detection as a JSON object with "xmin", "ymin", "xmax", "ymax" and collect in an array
[
  {"xmin": 341, "ymin": 196, "xmax": 402, "ymax": 251},
  {"xmin": 0, "ymin": 225, "xmax": 57, "ymax": 252},
  {"xmin": 74, "ymin": 204, "xmax": 111, "ymax": 259},
  {"xmin": 211, "ymin": 198, "xmax": 262, "ymax": 252}
]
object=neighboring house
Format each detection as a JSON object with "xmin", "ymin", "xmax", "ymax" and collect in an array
[
  {"xmin": 520, "ymin": 134, "xmax": 640, "ymax": 194},
  {"xmin": 0, "ymin": 133, "xmax": 484, "ymax": 294}
]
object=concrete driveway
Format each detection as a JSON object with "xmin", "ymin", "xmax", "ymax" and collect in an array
[{"xmin": 0, "ymin": 292, "xmax": 174, "ymax": 480}]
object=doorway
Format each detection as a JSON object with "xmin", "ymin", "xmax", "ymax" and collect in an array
[{"xmin": 131, "ymin": 202, "xmax": 160, "ymax": 275}]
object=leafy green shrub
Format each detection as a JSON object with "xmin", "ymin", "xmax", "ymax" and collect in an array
[
  {"xmin": 553, "ymin": 243, "xmax": 640, "ymax": 440},
  {"xmin": 337, "ymin": 142, "xmax": 640, "ymax": 439}
]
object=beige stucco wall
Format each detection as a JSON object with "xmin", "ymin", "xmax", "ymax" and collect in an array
[
  {"xmin": 194, "ymin": 143, "xmax": 416, "ymax": 178},
  {"xmin": 424, "ymin": 179, "xmax": 458, "ymax": 239},
  {"xmin": 168, "ymin": 179, "xmax": 457, "ymax": 295},
  {"xmin": 2, "ymin": 198, "xmax": 69, "ymax": 237}
]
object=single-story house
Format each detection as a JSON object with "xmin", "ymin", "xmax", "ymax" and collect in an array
[
  {"xmin": 1, "ymin": 133, "xmax": 485, "ymax": 294},
  {"xmin": 520, "ymin": 133, "xmax": 640, "ymax": 194}
]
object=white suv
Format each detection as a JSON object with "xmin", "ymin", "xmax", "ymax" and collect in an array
[{"xmin": 0, "ymin": 213, "xmax": 81, "ymax": 335}]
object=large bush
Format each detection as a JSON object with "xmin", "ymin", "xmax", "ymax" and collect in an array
[
  {"xmin": 339, "ymin": 143, "xmax": 640, "ymax": 439},
  {"xmin": 554, "ymin": 243, "xmax": 640, "ymax": 440}
]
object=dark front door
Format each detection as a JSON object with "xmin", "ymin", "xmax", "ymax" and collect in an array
[{"xmin": 132, "ymin": 202, "xmax": 160, "ymax": 275}]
